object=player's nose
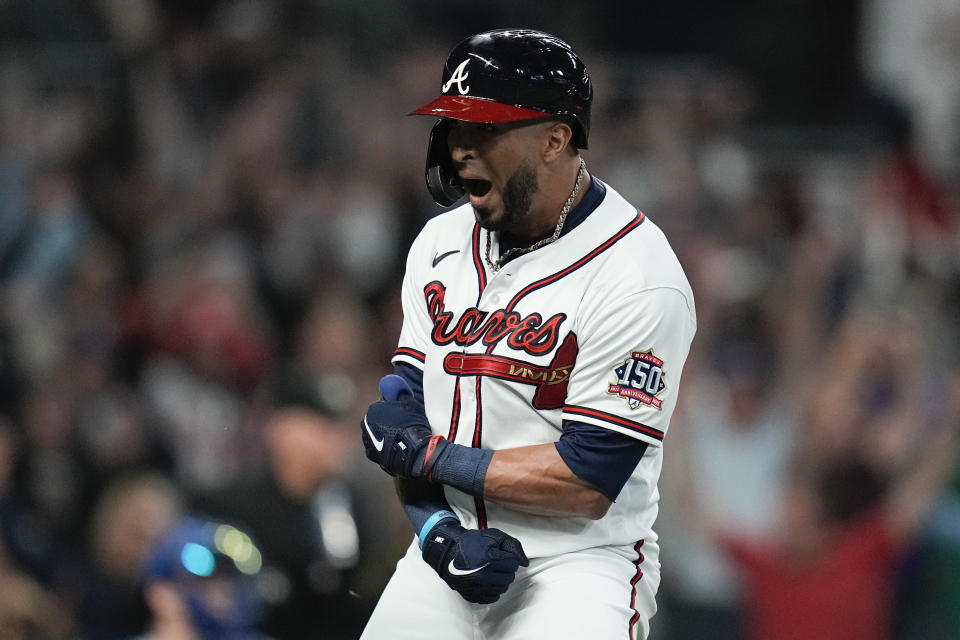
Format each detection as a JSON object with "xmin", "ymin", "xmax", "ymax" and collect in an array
[{"xmin": 447, "ymin": 125, "xmax": 477, "ymax": 164}]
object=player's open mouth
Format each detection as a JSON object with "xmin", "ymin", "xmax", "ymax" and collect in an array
[{"xmin": 464, "ymin": 178, "xmax": 493, "ymax": 199}]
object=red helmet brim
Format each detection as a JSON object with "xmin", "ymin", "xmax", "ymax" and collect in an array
[{"xmin": 409, "ymin": 95, "xmax": 549, "ymax": 123}]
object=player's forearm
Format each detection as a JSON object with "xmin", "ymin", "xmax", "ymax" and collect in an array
[
  {"xmin": 483, "ymin": 444, "xmax": 612, "ymax": 519},
  {"xmin": 424, "ymin": 439, "xmax": 612, "ymax": 518}
]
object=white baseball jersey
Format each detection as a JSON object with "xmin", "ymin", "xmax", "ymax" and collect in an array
[{"xmin": 392, "ymin": 178, "xmax": 696, "ymax": 561}]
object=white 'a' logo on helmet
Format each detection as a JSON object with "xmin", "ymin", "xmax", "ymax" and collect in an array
[{"xmin": 442, "ymin": 60, "xmax": 470, "ymax": 95}]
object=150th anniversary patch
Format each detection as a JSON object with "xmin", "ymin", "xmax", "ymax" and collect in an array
[{"xmin": 608, "ymin": 350, "xmax": 667, "ymax": 409}]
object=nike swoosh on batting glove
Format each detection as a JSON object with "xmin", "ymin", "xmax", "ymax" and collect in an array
[
  {"xmin": 420, "ymin": 520, "xmax": 529, "ymax": 604},
  {"xmin": 361, "ymin": 375, "xmax": 439, "ymax": 478}
]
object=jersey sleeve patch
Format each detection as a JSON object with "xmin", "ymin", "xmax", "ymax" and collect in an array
[{"xmin": 607, "ymin": 350, "xmax": 667, "ymax": 410}]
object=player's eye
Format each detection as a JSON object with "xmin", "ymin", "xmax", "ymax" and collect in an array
[{"xmin": 448, "ymin": 122, "xmax": 501, "ymax": 150}]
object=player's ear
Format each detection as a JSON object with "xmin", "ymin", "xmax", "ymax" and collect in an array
[{"xmin": 541, "ymin": 120, "xmax": 573, "ymax": 162}]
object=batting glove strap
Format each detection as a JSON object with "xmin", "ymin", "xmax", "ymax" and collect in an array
[
  {"xmin": 419, "ymin": 435, "xmax": 448, "ymax": 481},
  {"xmin": 421, "ymin": 521, "xmax": 530, "ymax": 605},
  {"xmin": 417, "ymin": 510, "xmax": 459, "ymax": 549}
]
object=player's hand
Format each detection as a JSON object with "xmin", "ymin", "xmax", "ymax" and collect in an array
[
  {"xmin": 361, "ymin": 375, "xmax": 445, "ymax": 478},
  {"xmin": 421, "ymin": 520, "xmax": 529, "ymax": 604}
]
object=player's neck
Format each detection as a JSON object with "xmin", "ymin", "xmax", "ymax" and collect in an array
[{"xmin": 512, "ymin": 159, "xmax": 590, "ymax": 244}]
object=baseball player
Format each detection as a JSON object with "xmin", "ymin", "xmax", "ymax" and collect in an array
[{"xmin": 360, "ymin": 29, "xmax": 696, "ymax": 640}]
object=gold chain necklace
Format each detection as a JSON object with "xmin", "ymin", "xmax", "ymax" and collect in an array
[{"xmin": 484, "ymin": 158, "xmax": 586, "ymax": 273}]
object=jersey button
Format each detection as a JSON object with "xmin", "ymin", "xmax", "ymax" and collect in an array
[{"xmin": 490, "ymin": 295, "xmax": 501, "ymax": 304}]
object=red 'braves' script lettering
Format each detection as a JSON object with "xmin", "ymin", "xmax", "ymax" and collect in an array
[{"xmin": 424, "ymin": 281, "xmax": 566, "ymax": 356}]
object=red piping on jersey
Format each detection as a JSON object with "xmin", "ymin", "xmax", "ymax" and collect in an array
[
  {"xmin": 393, "ymin": 347, "xmax": 425, "ymax": 363},
  {"xmin": 505, "ymin": 211, "xmax": 644, "ymax": 313},
  {"xmin": 471, "ymin": 223, "xmax": 487, "ymax": 295},
  {"xmin": 472, "ymin": 377, "xmax": 484, "ymax": 448},
  {"xmin": 447, "ymin": 377, "xmax": 462, "ymax": 441},
  {"xmin": 484, "ymin": 210, "xmax": 645, "ymax": 356},
  {"xmin": 473, "ymin": 377, "xmax": 487, "ymax": 529},
  {"xmin": 628, "ymin": 540, "xmax": 645, "ymax": 640},
  {"xmin": 474, "ymin": 495, "xmax": 488, "ymax": 530},
  {"xmin": 470, "ymin": 233, "xmax": 491, "ymax": 527},
  {"xmin": 563, "ymin": 405, "xmax": 664, "ymax": 442}
]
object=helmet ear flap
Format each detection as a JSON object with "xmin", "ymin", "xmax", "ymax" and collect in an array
[{"xmin": 425, "ymin": 119, "xmax": 464, "ymax": 207}]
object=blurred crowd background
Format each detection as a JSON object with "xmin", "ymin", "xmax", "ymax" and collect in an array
[{"xmin": 0, "ymin": 1, "xmax": 959, "ymax": 639}]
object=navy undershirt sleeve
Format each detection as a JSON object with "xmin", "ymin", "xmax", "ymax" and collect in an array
[
  {"xmin": 396, "ymin": 476, "xmax": 456, "ymax": 541},
  {"xmin": 394, "ymin": 361, "xmax": 425, "ymax": 409},
  {"xmin": 392, "ymin": 363, "xmax": 453, "ymax": 535},
  {"xmin": 554, "ymin": 420, "xmax": 648, "ymax": 501}
]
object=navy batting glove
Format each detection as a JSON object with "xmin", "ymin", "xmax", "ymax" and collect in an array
[
  {"xmin": 421, "ymin": 520, "xmax": 529, "ymax": 604},
  {"xmin": 361, "ymin": 375, "xmax": 446, "ymax": 478}
]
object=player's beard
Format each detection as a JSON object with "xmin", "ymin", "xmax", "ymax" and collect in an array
[{"xmin": 473, "ymin": 160, "xmax": 538, "ymax": 235}]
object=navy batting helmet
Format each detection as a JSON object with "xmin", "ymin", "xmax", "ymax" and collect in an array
[{"xmin": 411, "ymin": 29, "xmax": 593, "ymax": 206}]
